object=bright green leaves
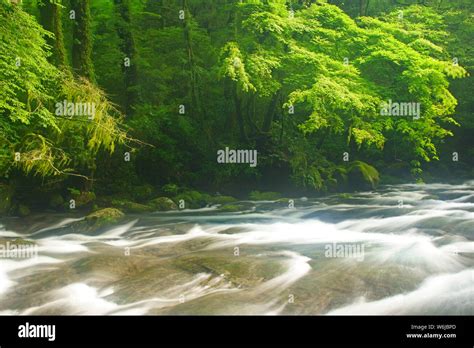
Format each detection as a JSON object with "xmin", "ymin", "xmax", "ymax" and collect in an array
[
  {"xmin": 14, "ymin": 133, "xmax": 70, "ymax": 177},
  {"xmin": 219, "ymin": 42, "xmax": 255, "ymax": 93},
  {"xmin": 246, "ymin": 52, "xmax": 281, "ymax": 97},
  {"xmin": 59, "ymin": 77, "xmax": 126, "ymax": 155},
  {"xmin": 351, "ymin": 128, "xmax": 385, "ymax": 149},
  {"xmin": 0, "ymin": 1, "xmax": 127, "ymax": 179},
  {"xmin": 0, "ymin": 3, "xmax": 59, "ymax": 128},
  {"xmin": 291, "ymin": 75, "xmax": 380, "ymax": 138}
]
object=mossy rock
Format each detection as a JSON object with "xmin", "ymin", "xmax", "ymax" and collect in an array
[
  {"xmin": 148, "ymin": 197, "xmax": 178, "ymax": 211},
  {"xmin": 249, "ymin": 191, "xmax": 282, "ymax": 201},
  {"xmin": 0, "ymin": 184, "xmax": 14, "ymax": 215},
  {"xmin": 71, "ymin": 191, "xmax": 96, "ymax": 208},
  {"xmin": 18, "ymin": 204, "xmax": 31, "ymax": 217},
  {"xmin": 209, "ymin": 195, "xmax": 237, "ymax": 205},
  {"xmin": 0, "ymin": 238, "xmax": 36, "ymax": 246},
  {"xmin": 172, "ymin": 190, "xmax": 211, "ymax": 209},
  {"xmin": 85, "ymin": 208, "xmax": 124, "ymax": 228},
  {"xmin": 111, "ymin": 199, "xmax": 154, "ymax": 213},
  {"xmin": 219, "ymin": 204, "xmax": 246, "ymax": 212},
  {"xmin": 48, "ymin": 193, "xmax": 64, "ymax": 209},
  {"xmin": 347, "ymin": 161, "xmax": 379, "ymax": 190}
]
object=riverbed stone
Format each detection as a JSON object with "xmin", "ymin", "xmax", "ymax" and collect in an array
[
  {"xmin": 85, "ymin": 208, "xmax": 124, "ymax": 228},
  {"xmin": 18, "ymin": 204, "xmax": 30, "ymax": 217},
  {"xmin": 111, "ymin": 199, "xmax": 154, "ymax": 213},
  {"xmin": 148, "ymin": 197, "xmax": 178, "ymax": 211},
  {"xmin": 347, "ymin": 161, "xmax": 379, "ymax": 190},
  {"xmin": 48, "ymin": 193, "xmax": 64, "ymax": 209}
]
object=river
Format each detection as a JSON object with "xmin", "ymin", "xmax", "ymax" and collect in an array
[{"xmin": 0, "ymin": 182, "xmax": 473, "ymax": 315}]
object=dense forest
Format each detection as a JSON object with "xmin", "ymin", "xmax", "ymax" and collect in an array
[{"xmin": 1, "ymin": 0, "xmax": 473, "ymax": 216}]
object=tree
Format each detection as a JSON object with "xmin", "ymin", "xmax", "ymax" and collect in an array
[
  {"xmin": 0, "ymin": 1, "xmax": 126, "ymax": 184},
  {"xmin": 114, "ymin": 0, "xmax": 138, "ymax": 116},
  {"xmin": 71, "ymin": 0, "xmax": 95, "ymax": 81},
  {"xmin": 38, "ymin": 0, "xmax": 68, "ymax": 69}
]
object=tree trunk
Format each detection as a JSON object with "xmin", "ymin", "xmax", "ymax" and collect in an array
[
  {"xmin": 71, "ymin": 0, "xmax": 95, "ymax": 82},
  {"xmin": 359, "ymin": 0, "xmax": 363, "ymax": 16},
  {"xmin": 233, "ymin": 85, "xmax": 247, "ymax": 142},
  {"xmin": 183, "ymin": 0, "xmax": 200, "ymax": 118},
  {"xmin": 262, "ymin": 91, "xmax": 280, "ymax": 134},
  {"xmin": 39, "ymin": 0, "xmax": 68, "ymax": 69},
  {"xmin": 114, "ymin": 0, "xmax": 138, "ymax": 117}
]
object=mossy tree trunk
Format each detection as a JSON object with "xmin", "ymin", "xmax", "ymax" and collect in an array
[
  {"xmin": 114, "ymin": 0, "xmax": 138, "ymax": 117},
  {"xmin": 70, "ymin": 0, "xmax": 96, "ymax": 190},
  {"xmin": 71, "ymin": 0, "xmax": 95, "ymax": 82},
  {"xmin": 39, "ymin": 0, "xmax": 68, "ymax": 70}
]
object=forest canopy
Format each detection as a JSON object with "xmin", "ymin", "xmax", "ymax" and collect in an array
[{"xmin": 0, "ymin": 0, "xmax": 472, "ymax": 213}]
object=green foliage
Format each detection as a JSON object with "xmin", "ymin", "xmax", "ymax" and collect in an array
[
  {"xmin": 1, "ymin": 1, "xmax": 127, "ymax": 184},
  {"xmin": 2, "ymin": 0, "xmax": 472, "ymax": 206},
  {"xmin": 162, "ymin": 184, "xmax": 179, "ymax": 196}
]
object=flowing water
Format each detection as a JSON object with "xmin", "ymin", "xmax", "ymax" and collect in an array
[{"xmin": 0, "ymin": 183, "xmax": 473, "ymax": 315}]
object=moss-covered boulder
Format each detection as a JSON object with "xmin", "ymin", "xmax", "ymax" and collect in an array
[
  {"xmin": 48, "ymin": 193, "xmax": 64, "ymax": 209},
  {"xmin": 348, "ymin": 161, "xmax": 380, "ymax": 190},
  {"xmin": 172, "ymin": 190, "xmax": 211, "ymax": 209},
  {"xmin": 249, "ymin": 191, "xmax": 282, "ymax": 201},
  {"xmin": 10, "ymin": 238, "xmax": 36, "ymax": 245},
  {"xmin": 148, "ymin": 197, "xmax": 178, "ymax": 211},
  {"xmin": 219, "ymin": 204, "xmax": 240, "ymax": 212},
  {"xmin": 0, "ymin": 184, "xmax": 13, "ymax": 215},
  {"xmin": 70, "ymin": 191, "xmax": 96, "ymax": 208},
  {"xmin": 110, "ymin": 199, "xmax": 154, "ymax": 213},
  {"xmin": 219, "ymin": 202, "xmax": 254, "ymax": 212},
  {"xmin": 209, "ymin": 195, "xmax": 238, "ymax": 205},
  {"xmin": 85, "ymin": 208, "xmax": 124, "ymax": 228},
  {"xmin": 18, "ymin": 204, "xmax": 31, "ymax": 217}
]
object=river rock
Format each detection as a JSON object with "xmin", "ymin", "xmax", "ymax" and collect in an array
[
  {"xmin": 347, "ymin": 161, "xmax": 379, "ymax": 190},
  {"xmin": 148, "ymin": 197, "xmax": 178, "ymax": 211},
  {"xmin": 72, "ymin": 191, "xmax": 96, "ymax": 208},
  {"xmin": 85, "ymin": 208, "xmax": 124, "ymax": 228},
  {"xmin": 111, "ymin": 199, "xmax": 154, "ymax": 213},
  {"xmin": 48, "ymin": 193, "xmax": 64, "ymax": 209},
  {"xmin": 18, "ymin": 204, "xmax": 31, "ymax": 217}
]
